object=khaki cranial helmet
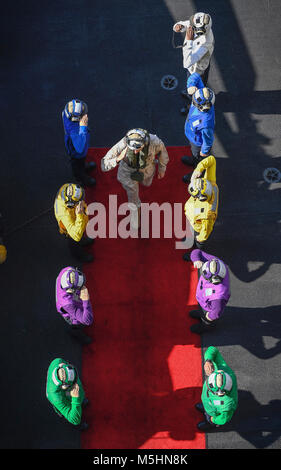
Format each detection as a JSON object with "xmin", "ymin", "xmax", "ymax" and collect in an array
[{"xmin": 125, "ymin": 128, "xmax": 150, "ymax": 150}]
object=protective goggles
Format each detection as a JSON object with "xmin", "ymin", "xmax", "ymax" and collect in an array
[
  {"xmin": 61, "ymin": 268, "xmax": 85, "ymax": 290},
  {"xmin": 201, "ymin": 259, "xmax": 227, "ymax": 283}
]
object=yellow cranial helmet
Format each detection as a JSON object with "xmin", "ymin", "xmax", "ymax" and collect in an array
[
  {"xmin": 62, "ymin": 183, "xmax": 85, "ymax": 208},
  {"xmin": 0, "ymin": 244, "xmax": 7, "ymax": 263},
  {"xmin": 188, "ymin": 177, "xmax": 213, "ymax": 201}
]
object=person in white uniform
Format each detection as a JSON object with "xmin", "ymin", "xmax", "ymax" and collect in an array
[{"xmin": 173, "ymin": 12, "xmax": 214, "ymax": 114}]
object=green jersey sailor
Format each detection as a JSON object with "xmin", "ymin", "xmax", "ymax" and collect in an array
[
  {"xmin": 46, "ymin": 358, "xmax": 89, "ymax": 430},
  {"xmin": 196, "ymin": 346, "xmax": 238, "ymax": 431}
]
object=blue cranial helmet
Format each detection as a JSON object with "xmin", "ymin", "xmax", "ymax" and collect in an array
[
  {"xmin": 64, "ymin": 99, "xmax": 88, "ymax": 121},
  {"xmin": 192, "ymin": 87, "xmax": 215, "ymax": 112}
]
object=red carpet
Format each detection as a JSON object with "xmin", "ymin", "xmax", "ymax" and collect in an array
[{"xmin": 81, "ymin": 146, "xmax": 206, "ymax": 449}]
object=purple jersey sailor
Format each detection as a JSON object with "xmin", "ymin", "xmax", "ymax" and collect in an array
[
  {"xmin": 56, "ymin": 267, "xmax": 94, "ymax": 326},
  {"xmin": 190, "ymin": 249, "xmax": 230, "ymax": 321}
]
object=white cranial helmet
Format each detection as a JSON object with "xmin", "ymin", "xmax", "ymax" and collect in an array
[{"xmin": 190, "ymin": 12, "xmax": 212, "ymax": 35}]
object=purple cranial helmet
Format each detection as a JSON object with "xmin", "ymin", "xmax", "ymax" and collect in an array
[
  {"xmin": 201, "ymin": 259, "xmax": 226, "ymax": 284},
  {"xmin": 60, "ymin": 267, "xmax": 85, "ymax": 292}
]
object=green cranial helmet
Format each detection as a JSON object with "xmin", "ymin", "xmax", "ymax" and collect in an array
[
  {"xmin": 52, "ymin": 363, "xmax": 78, "ymax": 389},
  {"xmin": 206, "ymin": 370, "xmax": 233, "ymax": 396}
]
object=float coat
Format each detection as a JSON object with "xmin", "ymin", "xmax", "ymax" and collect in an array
[
  {"xmin": 191, "ymin": 250, "xmax": 230, "ymax": 320},
  {"xmin": 46, "ymin": 358, "xmax": 85, "ymax": 425},
  {"xmin": 56, "ymin": 267, "xmax": 94, "ymax": 326},
  {"xmin": 201, "ymin": 347, "xmax": 238, "ymax": 426},
  {"xmin": 173, "ymin": 17, "xmax": 214, "ymax": 74},
  {"xmin": 184, "ymin": 156, "xmax": 218, "ymax": 243},
  {"xmin": 184, "ymin": 73, "xmax": 215, "ymax": 153},
  {"xmin": 54, "ymin": 184, "xmax": 88, "ymax": 242},
  {"xmin": 62, "ymin": 110, "xmax": 90, "ymax": 159}
]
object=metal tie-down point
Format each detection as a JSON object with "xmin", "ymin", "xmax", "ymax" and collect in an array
[
  {"xmin": 263, "ymin": 167, "xmax": 281, "ymax": 184},
  {"xmin": 161, "ymin": 75, "xmax": 178, "ymax": 91}
]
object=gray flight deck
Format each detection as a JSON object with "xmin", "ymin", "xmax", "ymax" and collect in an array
[{"xmin": 1, "ymin": 0, "xmax": 281, "ymax": 451}]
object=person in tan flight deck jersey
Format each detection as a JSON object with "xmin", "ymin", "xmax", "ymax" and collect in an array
[{"xmin": 101, "ymin": 128, "xmax": 169, "ymax": 229}]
